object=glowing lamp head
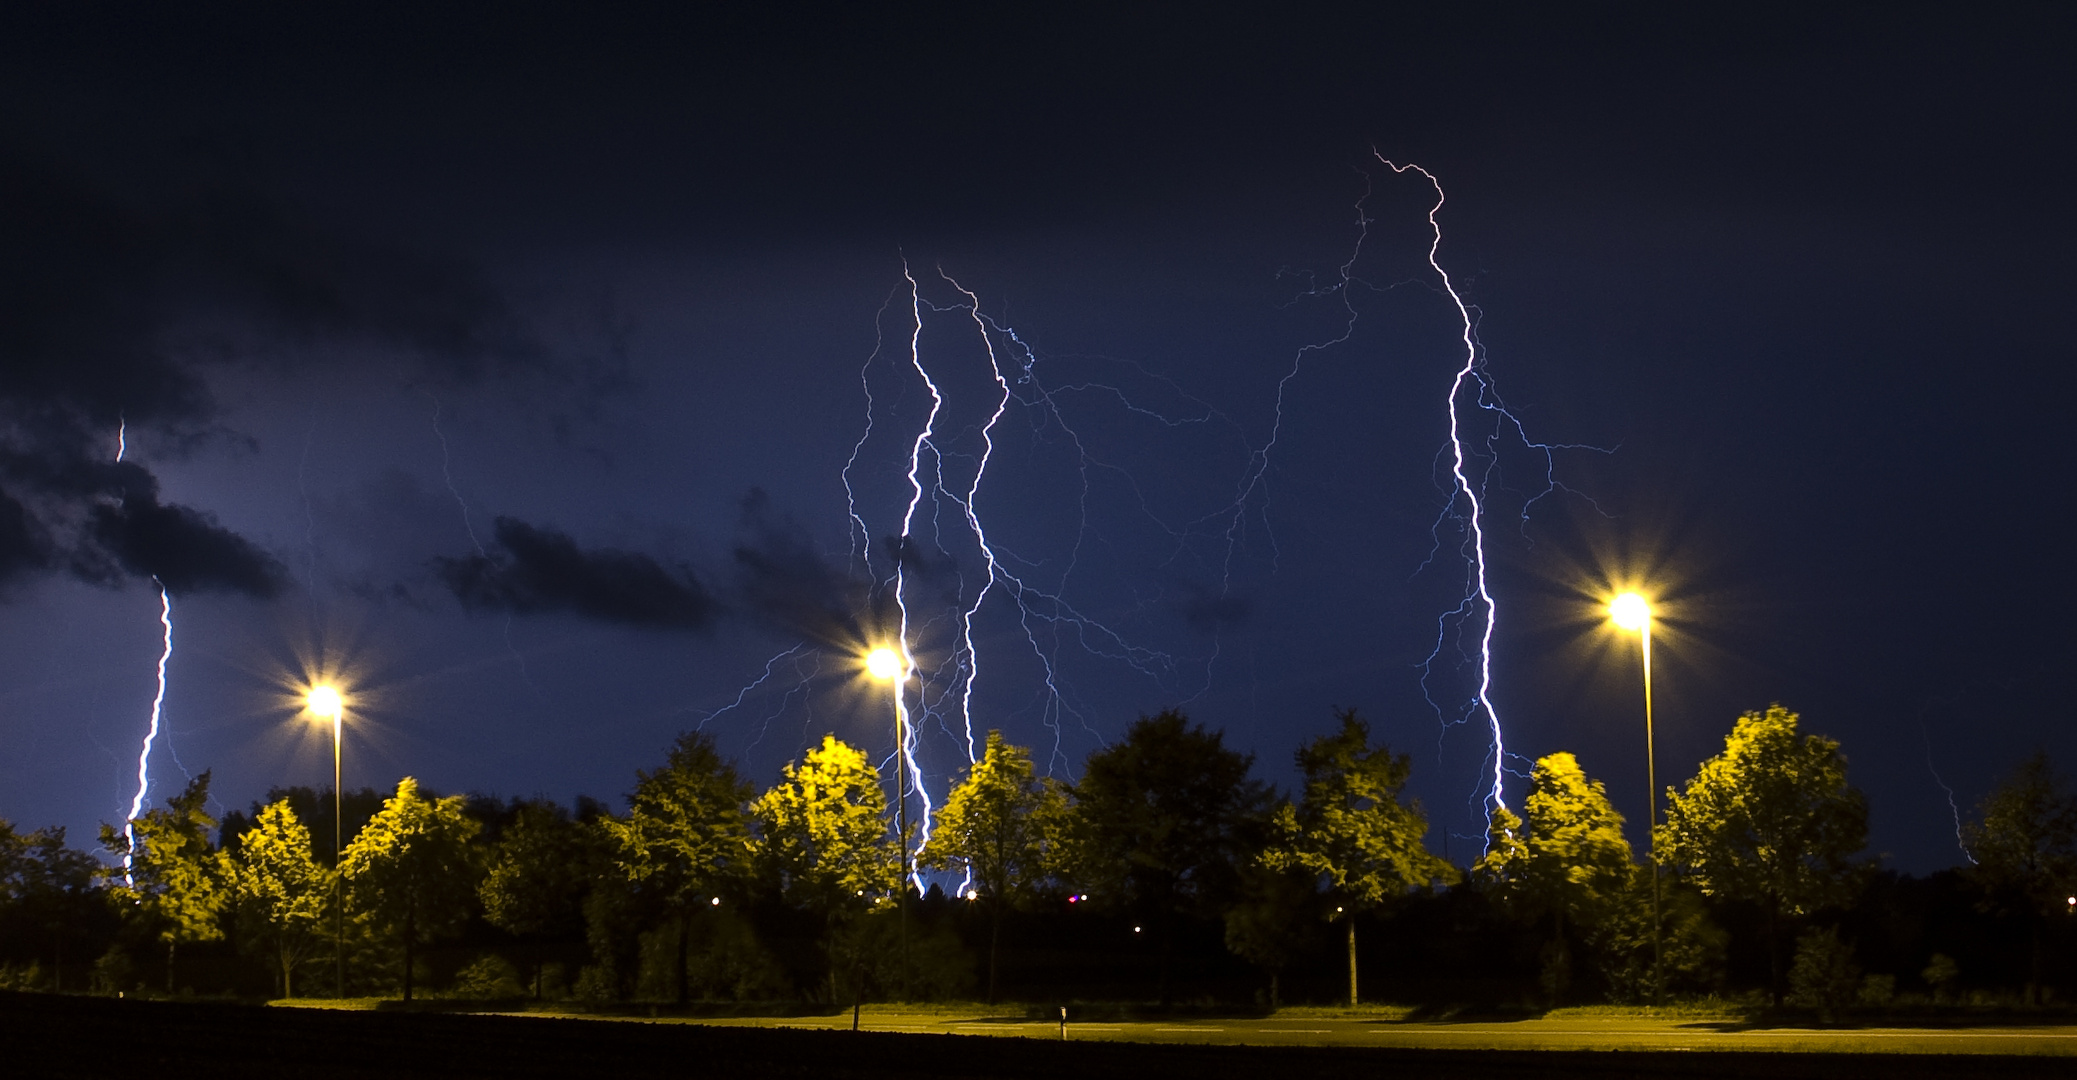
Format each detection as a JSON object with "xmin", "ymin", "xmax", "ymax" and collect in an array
[
  {"xmin": 1609, "ymin": 592, "xmax": 1652, "ymax": 632},
  {"xmin": 305, "ymin": 685, "xmax": 344, "ymax": 720},
  {"xmin": 865, "ymin": 646, "xmax": 903, "ymax": 682}
]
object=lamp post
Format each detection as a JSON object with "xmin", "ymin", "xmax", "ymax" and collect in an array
[
  {"xmin": 1608, "ymin": 592, "xmax": 1661, "ymax": 1004},
  {"xmin": 864, "ymin": 646, "xmax": 910, "ymax": 1001},
  {"xmin": 306, "ymin": 684, "xmax": 345, "ymax": 999}
]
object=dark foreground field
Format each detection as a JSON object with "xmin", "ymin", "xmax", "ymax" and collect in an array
[{"xmin": 2, "ymin": 992, "xmax": 2070, "ymax": 1080}]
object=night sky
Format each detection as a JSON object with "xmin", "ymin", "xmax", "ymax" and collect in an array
[{"xmin": 2, "ymin": 4, "xmax": 2070, "ymax": 875}]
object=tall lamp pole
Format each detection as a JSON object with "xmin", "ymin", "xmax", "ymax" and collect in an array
[
  {"xmin": 864, "ymin": 647, "xmax": 910, "ymax": 1001},
  {"xmin": 1609, "ymin": 593, "xmax": 1661, "ymax": 1005},
  {"xmin": 306, "ymin": 685, "xmax": 346, "ymax": 1000}
]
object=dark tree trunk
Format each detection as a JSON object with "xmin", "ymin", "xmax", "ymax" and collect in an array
[
  {"xmin": 2029, "ymin": 914, "xmax": 2043, "ymax": 1006},
  {"xmin": 1347, "ymin": 917, "xmax": 1358, "ymax": 1007},
  {"xmin": 987, "ymin": 900, "xmax": 1003, "ymax": 1005},
  {"xmin": 1158, "ymin": 913, "xmax": 1173, "ymax": 1007},
  {"xmin": 676, "ymin": 908, "xmax": 692, "ymax": 1006},
  {"xmin": 1766, "ymin": 900, "xmax": 1782, "ymax": 1008},
  {"xmin": 403, "ymin": 893, "xmax": 417, "ymax": 1003},
  {"xmin": 166, "ymin": 940, "xmax": 176, "ymax": 994},
  {"xmin": 826, "ymin": 912, "xmax": 840, "ymax": 1005}
]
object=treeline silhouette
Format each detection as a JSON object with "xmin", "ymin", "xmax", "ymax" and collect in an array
[{"xmin": 2, "ymin": 703, "xmax": 2071, "ymax": 1010}]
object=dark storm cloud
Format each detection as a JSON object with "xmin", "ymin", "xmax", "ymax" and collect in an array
[
  {"xmin": 85, "ymin": 496, "xmax": 285, "ymax": 598},
  {"xmin": 0, "ymin": 153, "xmax": 540, "ymax": 599},
  {"xmin": 731, "ymin": 490, "xmax": 881, "ymax": 650},
  {"xmin": 437, "ymin": 517, "xmax": 717, "ymax": 631}
]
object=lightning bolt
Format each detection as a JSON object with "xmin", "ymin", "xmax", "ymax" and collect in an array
[
  {"xmin": 122, "ymin": 580, "xmax": 173, "ymax": 887},
  {"xmin": 839, "ymin": 263, "xmax": 1189, "ymax": 884},
  {"xmin": 1375, "ymin": 154, "xmax": 1541, "ymax": 834},
  {"xmin": 778, "ymin": 163, "xmax": 1561, "ymax": 880},
  {"xmin": 113, "ymin": 424, "xmax": 177, "ymax": 886},
  {"xmin": 888, "ymin": 262, "xmax": 944, "ymax": 889},
  {"xmin": 1922, "ymin": 716, "xmax": 1977, "ymax": 866}
]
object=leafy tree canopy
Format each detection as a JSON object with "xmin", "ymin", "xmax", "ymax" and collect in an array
[
  {"xmin": 226, "ymin": 798, "xmax": 332, "ymax": 996},
  {"xmin": 1476, "ymin": 751, "xmax": 1633, "ymax": 927},
  {"xmin": 340, "ymin": 777, "xmax": 482, "ymax": 1000},
  {"xmin": 1964, "ymin": 750, "xmax": 2077, "ymax": 919},
  {"xmin": 1657, "ymin": 704, "xmax": 1868, "ymax": 918},
  {"xmin": 919, "ymin": 730, "xmax": 1061, "ymax": 908},
  {"xmin": 1269, "ymin": 708, "xmax": 1454, "ymax": 911},
  {"xmin": 601, "ymin": 732, "xmax": 753, "ymax": 910},
  {"xmin": 101, "ymin": 772, "xmax": 228, "ymax": 951},
  {"xmin": 483, "ymin": 797, "xmax": 608, "ymax": 938},
  {"xmin": 919, "ymin": 729, "xmax": 1066, "ymax": 1002},
  {"xmin": 1063, "ymin": 710, "xmax": 1270, "ymax": 921},
  {"xmin": 752, "ymin": 734, "xmax": 900, "ymax": 917}
]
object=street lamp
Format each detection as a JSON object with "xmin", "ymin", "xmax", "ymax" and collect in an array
[
  {"xmin": 305, "ymin": 684, "xmax": 346, "ymax": 999},
  {"xmin": 863, "ymin": 646, "xmax": 911, "ymax": 1000},
  {"xmin": 1608, "ymin": 592, "xmax": 1661, "ymax": 1004}
]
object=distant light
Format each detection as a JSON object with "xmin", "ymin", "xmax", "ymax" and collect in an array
[
  {"xmin": 966, "ymin": 890, "xmax": 979, "ymax": 901},
  {"xmin": 711, "ymin": 897, "xmax": 721, "ymax": 906},
  {"xmin": 1336, "ymin": 906, "xmax": 1344, "ymax": 914},
  {"xmin": 1067, "ymin": 895, "xmax": 1077, "ymax": 904},
  {"xmin": 305, "ymin": 685, "xmax": 344, "ymax": 719},
  {"xmin": 1133, "ymin": 926, "xmax": 1141, "ymax": 934},
  {"xmin": 1609, "ymin": 592, "xmax": 1651, "ymax": 632},
  {"xmin": 865, "ymin": 647, "xmax": 903, "ymax": 681}
]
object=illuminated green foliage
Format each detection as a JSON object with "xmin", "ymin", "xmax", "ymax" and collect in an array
[
  {"xmin": 340, "ymin": 777, "xmax": 482, "ymax": 1001},
  {"xmin": 598, "ymin": 733, "xmax": 752, "ymax": 1003},
  {"xmin": 100, "ymin": 772, "xmax": 228, "ymax": 992},
  {"xmin": 1657, "ymin": 704, "xmax": 1867, "ymax": 1004},
  {"xmin": 226, "ymin": 798, "xmax": 333, "ymax": 997},
  {"xmin": 918, "ymin": 730, "xmax": 1063, "ymax": 1002},
  {"xmin": 752, "ymin": 734, "xmax": 899, "ymax": 1000},
  {"xmin": 1475, "ymin": 752, "xmax": 1634, "ymax": 1001},
  {"xmin": 754, "ymin": 734, "xmax": 900, "ymax": 911},
  {"xmin": 1265, "ymin": 708, "xmax": 1452, "ymax": 1005}
]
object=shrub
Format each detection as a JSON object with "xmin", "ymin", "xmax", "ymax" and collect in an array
[
  {"xmin": 1787, "ymin": 926, "xmax": 1859, "ymax": 1014},
  {"xmin": 449, "ymin": 953, "xmax": 525, "ymax": 999}
]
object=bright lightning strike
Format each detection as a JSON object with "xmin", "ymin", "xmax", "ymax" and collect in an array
[
  {"xmin": 1379, "ymin": 154, "xmax": 1520, "ymax": 830},
  {"xmin": 122, "ymin": 580, "xmax": 173, "ymax": 887},
  {"xmin": 888, "ymin": 262, "xmax": 945, "ymax": 889}
]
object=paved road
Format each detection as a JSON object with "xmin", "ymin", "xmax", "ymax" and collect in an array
[{"xmin": 668, "ymin": 1011, "xmax": 2077, "ymax": 1056}]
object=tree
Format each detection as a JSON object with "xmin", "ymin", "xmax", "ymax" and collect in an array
[
  {"xmin": 0, "ymin": 821, "xmax": 103, "ymax": 990},
  {"xmin": 598, "ymin": 733, "xmax": 754, "ymax": 1005},
  {"xmin": 1657, "ymin": 704, "xmax": 1868, "ymax": 1005},
  {"xmin": 339, "ymin": 777, "xmax": 482, "ymax": 1001},
  {"xmin": 1588, "ymin": 868, "xmax": 1727, "ymax": 1002},
  {"xmin": 1963, "ymin": 750, "xmax": 2077, "ymax": 1004},
  {"xmin": 1266, "ymin": 708, "xmax": 1453, "ymax": 1006},
  {"xmin": 482, "ymin": 798, "xmax": 609, "ymax": 998},
  {"xmin": 101, "ymin": 772, "xmax": 229, "ymax": 992},
  {"xmin": 226, "ymin": 798, "xmax": 333, "ymax": 997},
  {"xmin": 752, "ymin": 734, "xmax": 900, "ymax": 1002},
  {"xmin": 1222, "ymin": 860, "xmax": 1322, "ymax": 1008},
  {"xmin": 918, "ymin": 730, "xmax": 1063, "ymax": 1003},
  {"xmin": 1063, "ymin": 710, "xmax": 1271, "ymax": 1004},
  {"xmin": 1475, "ymin": 752, "xmax": 1633, "ymax": 1002}
]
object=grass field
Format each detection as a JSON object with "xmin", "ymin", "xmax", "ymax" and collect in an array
[{"xmin": 13, "ymin": 991, "xmax": 2077, "ymax": 1078}]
